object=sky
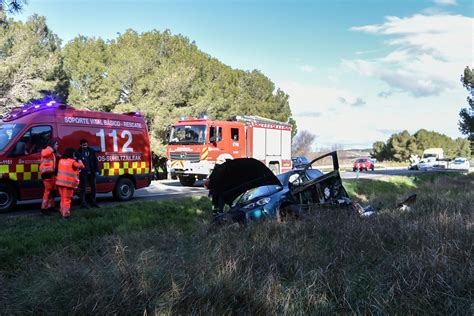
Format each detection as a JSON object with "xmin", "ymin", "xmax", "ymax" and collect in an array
[{"xmin": 15, "ymin": 0, "xmax": 474, "ymax": 149}]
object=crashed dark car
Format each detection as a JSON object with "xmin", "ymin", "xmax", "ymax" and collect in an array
[{"xmin": 208, "ymin": 151, "xmax": 352, "ymax": 224}]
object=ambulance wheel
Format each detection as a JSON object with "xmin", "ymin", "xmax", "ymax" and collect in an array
[
  {"xmin": 179, "ymin": 176, "xmax": 196, "ymax": 187},
  {"xmin": 0, "ymin": 183, "xmax": 16, "ymax": 212},
  {"xmin": 113, "ymin": 178, "xmax": 135, "ymax": 201}
]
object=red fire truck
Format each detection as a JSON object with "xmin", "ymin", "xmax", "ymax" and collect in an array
[
  {"xmin": 0, "ymin": 100, "xmax": 152, "ymax": 212},
  {"xmin": 167, "ymin": 115, "xmax": 292, "ymax": 186}
]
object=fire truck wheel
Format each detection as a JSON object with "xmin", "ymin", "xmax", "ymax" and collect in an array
[
  {"xmin": 0, "ymin": 183, "xmax": 17, "ymax": 212},
  {"xmin": 178, "ymin": 176, "xmax": 196, "ymax": 187},
  {"xmin": 113, "ymin": 178, "xmax": 135, "ymax": 201}
]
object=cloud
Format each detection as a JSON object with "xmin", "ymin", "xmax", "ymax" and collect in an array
[
  {"xmin": 338, "ymin": 96, "xmax": 367, "ymax": 107},
  {"xmin": 376, "ymin": 128, "xmax": 399, "ymax": 135},
  {"xmin": 378, "ymin": 90, "xmax": 394, "ymax": 98},
  {"xmin": 347, "ymin": 14, "xmax": 472, "ymax": 97},
  {"xmin": 295, "ymin": 111, "xmax": 322, "ymax": 117},
  {"xmin": 299, "ymin": 65, "xmax": 315, "ymax": 73},
  {"xmin": 434, "ymin": 0, "xmax": 457, "ymax": 5}
]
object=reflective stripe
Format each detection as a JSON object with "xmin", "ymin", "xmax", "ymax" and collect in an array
[
  {"xmin": 56, "ymin": 179, "xmax": 78, "ymax": 187},
  {"xmin": 40, "ymin": 167, "xmax": 55, "ymax": 173},
  {"xmin": 57, "ymin": 171, "xmax": 78, "ymax": 178},
  {"xmin": 42, "ymin": 159, "xmax": 54, "ymax": 163}
]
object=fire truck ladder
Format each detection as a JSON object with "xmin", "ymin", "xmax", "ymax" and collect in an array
[{"xmin": 231, "ymin": 115, "xmax": 288, "ymax": 125}]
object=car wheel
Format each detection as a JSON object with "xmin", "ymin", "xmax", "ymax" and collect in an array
[
  {"xmin": 370, "ymin": 166, "xmax": 374, "ymax": 171},
  {"xmin": 353, "ymin": 168, "xmax": 357, "ymax": 171},
  {"xmin": 113, "ymin": 178, "xmax": 135, "ymax": 201},
  {"xmin": 0, "ymin": 183, "xmax": 16, "ymax": 212},
  {"xmin": 179, "ymin": 176, "xmax": 196, "ymax": 187}
]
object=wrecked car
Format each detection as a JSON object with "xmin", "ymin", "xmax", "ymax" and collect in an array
[{"xmin": 208, "ymin": 151, "xmax": 352, "ymax": 224}]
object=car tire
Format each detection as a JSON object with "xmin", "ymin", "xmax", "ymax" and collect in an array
[
  {"xmin": 0, "ymin": 183, "xmax": 16, "ymax": 213},
  {"xmin": 113, "ymin": 178, "xmax": 135, "ymax": 201},
  {"xmin": 353, "ymin": 168, "xmax": 356, "ymax": 171},
  {"xmin": 370, "ymin": 166, "xmax": 374, "ymax": 171},
  {"xmin": 179, "ymin": 176, "xmax": 196, "ymax": 187}
]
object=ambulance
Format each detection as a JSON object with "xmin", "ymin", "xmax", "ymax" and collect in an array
[
  {"xmin": 167, "ymin": 115, "xmax": 292, "ymax": 186},
  {"xmin": 0, "ymin": 99, "xmax": 152, "ymax": 212}
]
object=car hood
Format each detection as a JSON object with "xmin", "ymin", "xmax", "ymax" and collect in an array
[{"xmin": 208, "ymin": 158, "xmax": 282, "ymax": 205}]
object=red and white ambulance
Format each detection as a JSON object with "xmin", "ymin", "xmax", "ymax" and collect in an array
[
  {"xmin": 0, "ymin": 100, "xmax": 152, "ymax": 211},
  {"xmin": 167, "ymin": 115, "xmax": 292, "ymax": 186}
]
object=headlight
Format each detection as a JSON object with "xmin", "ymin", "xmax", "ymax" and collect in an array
[{"xmin": 242, "ymin": 197, "xmax": 271, "ymax": 209}]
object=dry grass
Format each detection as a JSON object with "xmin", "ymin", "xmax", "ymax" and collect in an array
[{"xmin": 0, "ymin": 173, "xmax": 472, "ymax": 314}]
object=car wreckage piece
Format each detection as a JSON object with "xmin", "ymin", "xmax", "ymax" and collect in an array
[{"xmin": 208, "ymin": 151, "xmax": 352, "ymax": 224}]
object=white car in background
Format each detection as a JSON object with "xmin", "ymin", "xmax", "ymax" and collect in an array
[
  {"xmin": 450, "ymin": 157, "xmax": 470, "ymax": 170},
  {"xmin": 414, "ymin": 157, "xmax": 438, "ymax": 170}
]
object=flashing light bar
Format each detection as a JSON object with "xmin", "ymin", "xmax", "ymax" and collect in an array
[{"xmin": 2, "ymin": 99, "xmax": 64, "ymax": 122}]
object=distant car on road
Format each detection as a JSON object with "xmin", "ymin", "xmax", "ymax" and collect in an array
[
  {"xmin": 353, "ymin": 158, "xmax": 374, "ymax": 171},
  {"xmin": 292, "ymin": 156, "xmax": 310, "ymax": 169},
  {"xmin": 450, "ymin": 157, "xmax": 470, "ymax": 170}
]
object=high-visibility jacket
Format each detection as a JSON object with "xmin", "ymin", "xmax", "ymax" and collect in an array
[
  {"xmin": 40, "ymin": 146, "xmax": 56, "ymax": 175},
  {"xmin": 56, "ymin": 158, "xmax": 84, "ymax": 189}
]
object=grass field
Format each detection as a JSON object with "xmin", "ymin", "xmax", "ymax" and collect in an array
[{"xmin": 0, "ymin": 173, "xmax": 472, "ymax": 314}]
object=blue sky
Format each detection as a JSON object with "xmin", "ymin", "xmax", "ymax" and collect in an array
[{"xmin": 16, "ymin": 0, "xmax": 474, "ymax": 149}]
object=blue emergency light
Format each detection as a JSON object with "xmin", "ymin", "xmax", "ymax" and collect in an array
[{"xmin": 2, "ymin": 98, "xmax": 64, "ymax": 122}]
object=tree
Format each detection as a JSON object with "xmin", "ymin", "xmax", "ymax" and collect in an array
[
  {"xmin": 372, "ymin": 129, "xmax": 471, "ymax": 161},
  {"xmin": 387, "ymin": 130, "xmax": 418, "ymax": 162},
  {"xmin": 459, "ymin": 66, "xmax": 473, "ymax": 147},
  {"xmin": 63, "ymin": 29, "xmax": 296, "ymax": 154},
  {"xmin": 0, "ymin": 15, "xmax": 68, "ymax": 112},
  {"xmin": 371, "ymin": 141, "xmax": 390, "ymax": 161},
  {"xmin": 292, "ymin": 130, "xmax": 316, "ymax": 157},
  {"xmin": 0, "ymin": 0, "xmax": 26, "ymax": 24}
]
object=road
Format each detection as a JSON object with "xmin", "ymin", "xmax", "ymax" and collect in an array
[{"xmin": 2, "ymin": 168, "xmax": 468, "ymax": 217}]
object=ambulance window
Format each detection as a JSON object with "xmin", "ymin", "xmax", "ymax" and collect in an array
[
  {"xmin": 231, "ymin": 128, "xmax": 239, "ymax": 141},
  {"xmin": 10, "ymin": 125, "xmax": 52, "ymax": 156}
]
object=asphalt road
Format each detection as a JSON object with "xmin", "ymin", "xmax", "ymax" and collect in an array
[{"xmin": 2, "ymin": 168, "xmax": 468, "ymax": 217}]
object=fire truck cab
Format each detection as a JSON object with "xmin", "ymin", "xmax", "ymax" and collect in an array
[
  {"xmin": 167, "ymin": 115, "xmax": 292, "ymax": 186},
  {"xmin": 0, "ymin": 100, "xmax": 152, "ymax": 212}
]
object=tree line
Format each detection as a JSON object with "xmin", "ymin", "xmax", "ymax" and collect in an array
[
  {"xmin": 0, "ymin": 15, "xmax": 296, "ymax": 154},
  {"xmin": 371, "ymin": 129, "xmax": 471, "ymax": 162}
]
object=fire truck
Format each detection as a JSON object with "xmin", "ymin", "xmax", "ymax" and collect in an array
[
  {"xmin": 0, "ymin": 99, "xmax": 152, "ymax": 212},
  {"xmin": 166, "ymin": 115, "xmax": 292, "ymax": 186}
]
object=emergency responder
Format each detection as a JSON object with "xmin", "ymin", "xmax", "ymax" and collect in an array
[
  {"xmin": 56, "ymin": 147, "xmax": 84, "ymax": 218},
  {"xmin": 39, "ymin": 139, "xmax": 59, "ymax": 215},
  {"xmin": 76, "ymin": 139, "xmax": 100, "ymax": 208}
]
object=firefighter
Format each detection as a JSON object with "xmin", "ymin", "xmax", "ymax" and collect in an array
[
  {"xmin": 56, "ymin": 147, "xmax": 84, "ymax": 219},
  {"xmin": 39, "ymin": 139, "xmax": 59, "ymax": 215}
]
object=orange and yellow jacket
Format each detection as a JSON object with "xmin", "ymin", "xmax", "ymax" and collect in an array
[
  {"xmin": 56, "ymin": 158, "xmax": 84, "ymax": 189},
  {"xmin": 40, "ymin": 146, "xmax": 57, "ymax": 175}
]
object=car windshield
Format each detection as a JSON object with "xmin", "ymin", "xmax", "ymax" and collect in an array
[
  {"xmin": 278, "ymin": 169, "xmax": 323, "ymax": 186},
  {"xmin": 453, "ymin": 158, "xmax": 465, "ymax": 163},
  {"xmin": 0, "ymin": 123, "xmax": 25, "ymax": 151},
  {"xmin": 356, "ymin": 159, "xmax": 366, "ymax": 163},
  {"xmin": 169, "ymin": 125, "xmax": 206, "ymax": 145}
]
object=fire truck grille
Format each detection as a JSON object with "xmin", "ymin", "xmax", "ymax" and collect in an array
[{"xmin": 170, "ymin": 153, "xmax": 201, "ymax": 161}]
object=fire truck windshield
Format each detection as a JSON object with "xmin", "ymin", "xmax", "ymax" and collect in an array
[
  {"xmin": 169, "ymin": 125, "xmax": 206, "ymax": 145},
  {"xmin": 0, "ymin": 123, "xmax": 25, "ymax": 151}
]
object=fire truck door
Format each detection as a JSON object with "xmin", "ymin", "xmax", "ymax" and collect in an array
[{"xmin": 230, "ymin": 127, "xmax": 245, "ymax": 158}]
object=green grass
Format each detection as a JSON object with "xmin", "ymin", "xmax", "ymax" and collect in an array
[
  {"xmin": 0, "ymin": 198, "xmax": 211, "ymax": 272},
  {"xmin": 0, "ymin": 173, "xmax": 472, "ymax": 314}
]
